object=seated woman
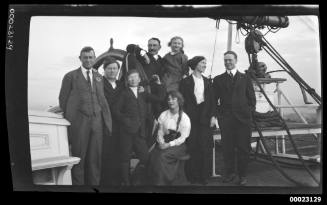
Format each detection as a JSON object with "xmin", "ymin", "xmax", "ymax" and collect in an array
[{"xmin": 147, "ymin": 90, "xmax": 191, "ymax": 185}]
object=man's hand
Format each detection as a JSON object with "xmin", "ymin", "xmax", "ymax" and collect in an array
[
  {"xmin": 143, "ymin": 53, "xmax": 151, "ymax": 64},
  {"xmin": 138, "ymin": 86, "xmax": 145, "ymax": 93},
  {"xmin": 210, "ymin": 116, "xmax": 218, "ymax": 128}
]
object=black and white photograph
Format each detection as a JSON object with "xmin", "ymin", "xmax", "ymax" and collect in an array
[{"xmin": 5, "ymin": 4, "xmax": 322, "ymax": 197}]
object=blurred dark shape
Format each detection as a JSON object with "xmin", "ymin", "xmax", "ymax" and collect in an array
[{"xmin": 163, "ymin": 129, "xmax": 181, "ymax": 143}]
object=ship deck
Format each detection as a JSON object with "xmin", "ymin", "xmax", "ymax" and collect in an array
[{"xmin": 206, "ymin": 122, "xmax": 322, "ymax": 187}]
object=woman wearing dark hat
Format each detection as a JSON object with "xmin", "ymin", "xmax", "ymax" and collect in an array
[
  {"xmin": 101, "ymin": 57, "xmax": 124, "ymax": 186},
  {"xmin": 180, "ymin": 56, "xmax": 214, "ymax": 185}
]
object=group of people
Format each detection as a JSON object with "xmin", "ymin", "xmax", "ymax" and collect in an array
[{"xmin": 59, "ymin": 36, "xmax": 256, "ymax": 187}]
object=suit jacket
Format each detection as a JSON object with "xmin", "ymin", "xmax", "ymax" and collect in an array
[
  {"xmin": 137, "ymin": 52, "xmax": 163, "ymax": 81},
  {"xmin": 211, "ymin": 71, "xmax": 256, "ymax": 125},
  {"xmin": 180, "ymin": 74, "xmax": 213, "ymax": 126},
  {"xmin": 59, "ymin": 67, "xmax": 112, "ymax": 133},
  {"xmin": 113, "ymin": 85, "xmax": 165, "ymax": 137}
]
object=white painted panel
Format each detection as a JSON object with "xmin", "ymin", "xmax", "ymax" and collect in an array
[
  {"xmin": 56, "ymin": 126, "xmax": 69, "ymax": 156},
  {"xmin": 29, "ymin": 123, "xmax": 61, "ymax": 160}
]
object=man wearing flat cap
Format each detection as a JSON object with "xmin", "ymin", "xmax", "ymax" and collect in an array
[
  {"xmin": 59, "ymin": 46, "xmax": 112, "ymax": 185},
  {"xmin": 180, "ymin": 56, "xmax": 213, "ymax": 185}
]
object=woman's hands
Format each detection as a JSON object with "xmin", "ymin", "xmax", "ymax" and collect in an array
[
  {"xmin": 158, "ymin": 142, "xmax": 170, "ymax": 150},
  {"xmin": 151, "ymin": 74, "xmax": 161, "ymax": 84},
  {"xmin": 210, "ymin": 116, "xmax": 218, "ymax": 128},
  {"xmin": 138, "ymin": 86, "xmax": 145, "ymax": 93}
]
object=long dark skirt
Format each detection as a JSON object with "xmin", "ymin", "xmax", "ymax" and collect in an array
[
  {"xmin": 100, "ymin": 121, "xmax": 121, "ymax": 186},
  {"xmin": 185, "ymin": 104, "xmax": 213, "ymax": 183},
  {"xmin": 147, "ymin": 143, "xmax": 188, "ymax": 185}
]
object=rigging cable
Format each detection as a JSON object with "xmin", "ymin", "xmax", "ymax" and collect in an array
[
  {"xmin": 260, "ymin": 36, "xmax": 321, "ymax": 104},
  {"xmin": 209, "ymin": 19, "xmax": 220, "ymax": 81},
  {"xmin": 249, "ymin": 69, "xmax": 320, "ymax": 185},
  {"xmin": 252, "ymin": 120, "xmax": 308, "ymax": 186}
]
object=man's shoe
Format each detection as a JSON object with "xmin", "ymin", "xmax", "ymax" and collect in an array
[
  {"xmin": 199, "ymin": 178, "xmax": 209, "ymax": 185},
  {"xmin": 222, "ymin": 174, "xmax": 237, "ymax": 183},
  {"xmin": 238, "ymin": 177, "xmax": 247, "ymax": 186}
]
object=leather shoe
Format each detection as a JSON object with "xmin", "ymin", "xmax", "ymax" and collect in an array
[
  {"xmin": 222, "ymin": 173, "xmax": 237, "ymax": 183},
  {"xmin": 238, "ymin": 177, "xmax": 247, "ymax": 186},
  {"xmin": 199, "ymin": 179, "xmax": 209, "ymax": 185}
]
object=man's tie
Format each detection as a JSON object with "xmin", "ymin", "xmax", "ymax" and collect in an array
[
  {"xmin": 86, "ymin": 70, "xmax": 92, "ymax": 87},
  {"xmin": 228, "ymin": 72, "xmax": 233, "ymax": 79}
]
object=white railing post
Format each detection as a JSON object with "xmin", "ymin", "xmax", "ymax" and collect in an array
[
  {"xmin": 277, "ymin": 83, "xmax": 286, "ymax": 154},
  {"xmin": 316, "ymin": 106, "xmax": 321, "ymax": 157}
]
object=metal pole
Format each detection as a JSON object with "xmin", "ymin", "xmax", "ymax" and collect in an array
[
  {"xmin": 276, "ymin": 82, "xmax": 285, "ymax": 154},
  {"xmin": 227, "ymin": 23, "xmax": 233, "ymax": 51},
  {"xmin": 316, "ymin": 106, "xmax": 321, "ymax": 158}
]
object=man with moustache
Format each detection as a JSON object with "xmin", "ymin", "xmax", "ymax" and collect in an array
[
  {"xmin": 59, "ymin": 46, "xmax": 112, "ymax": 185},
  {"xmin": 210, "ymin": 51, "xmax": 256, "ymax": 186},
  {"xmin": 139, "ymin": 38, "xmax": 164, "ymax": 83}
]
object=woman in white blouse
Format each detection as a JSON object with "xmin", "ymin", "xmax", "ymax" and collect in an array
[
  {"xmin": 147, "ymin": 90, "xmax": 191, "ymax": 185},
  {"xmin": 180, "ymin": 56, "xmax": 214, "ymax": 185}
]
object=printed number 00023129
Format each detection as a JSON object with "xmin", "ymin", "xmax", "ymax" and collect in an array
[{"xmin": 289, "ymin": 196, "xmax": 321, "ymax": 203}]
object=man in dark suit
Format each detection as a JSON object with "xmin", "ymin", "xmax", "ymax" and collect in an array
[
  {"xmin": 210, "ymin": 51, "xmax": 256, "ymax": 186},
  {"xmin": 138, "ymin": 38, "xmax": 166, "ymax": 147},
  {"xmin": 139, "ymin": 38, "xmax": 164, "ymax": 83},
  {"xmin": 59, "ymin": 46, "xmax": 112, "ymax": 185},
  {"xmin": 113, "ymin": 69, "xmax": 165, "ymax": 185}
]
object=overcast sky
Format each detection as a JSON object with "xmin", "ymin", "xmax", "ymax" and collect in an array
[{"xmin": 28, "ymin": 15, "xmax": 321, "ymax": 112}]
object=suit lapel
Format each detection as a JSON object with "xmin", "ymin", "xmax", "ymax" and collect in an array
[
  {"xmin": 93, "ymin": 70, "xmax": 103, "ymax": 94},
  {"xmin": 203, "ymin": 76, "xmax": 210, "ymax": 99},
  {"xmin": 233, "ymin": 71, "xmax": 242, "ymax": 90},
  {"xmin": 77, "ymin": 67, "xmax": 90, "ymax": 89},
  {"xmin": 127, "ymin": 87, "xmax": 138, "ymax": 100},
  {"xmin": 222, "ymin": 71, "xmax": 231, "ymax": 91},
  {"xmin": 187, "ymin": 75, "xmax": 197, "ymax": 104},
  {"xmin": 203, "ymin": 76, "xmax": 209, "ymax": 90},
  {"xmin": 188, "ymin": 75, "xmax": 195, "ymax": 92}
]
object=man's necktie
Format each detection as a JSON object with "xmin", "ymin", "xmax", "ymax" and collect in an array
[
  {"xmin": 86, "ymin": 70, "xmax": 92, "ymax": 87},
  {"xmin": 228, "ymin": 72, "xmax": 233, "ymax": 79}
]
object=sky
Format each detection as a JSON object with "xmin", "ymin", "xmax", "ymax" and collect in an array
[{"xmin": 27, "ymin": 15, "xmax": 321, "ymax": 114}]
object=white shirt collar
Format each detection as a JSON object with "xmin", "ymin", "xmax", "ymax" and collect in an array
[
  {"xmin": 81, "ymin": 66, "xmax": 93, "ymax": 85},
  {"xmin": 170, "ymin": 51, "xmax": 179, "ymax": 55},
  {"xmin": 192, "ymin": 73, "xmax": 203, "ymax": 81},
  {"xmin": 81, "ymin": 65, "xmax": 92, "ymax": 73},
  {"xmin": 104, "ymin": 76, "xmax": 117, "ymax": 89},
  {"xmin": 227, "ymin": 68, "xmax": 237, "ymax": 76},
  {"xmin": 153, "ymin": 54, "xmax": 159, "ymax": 60},
  {"xmin": 109, "ymin": 81, "xmax": 117, "ymax": 89},
  {"xmin": 129, "ymin": 86, "xmax": 138, "ymax": 98}
]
